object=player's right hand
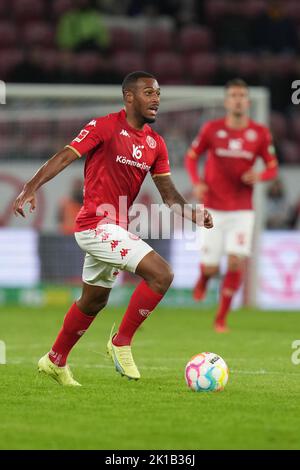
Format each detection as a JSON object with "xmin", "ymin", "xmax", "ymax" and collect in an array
[
  {"xmin": 193, "ymin": 182, "xmax": 208, "ymax": 201},
  {"xmin": 13, "ymin": 186, "xmax": 36, "ymax": 218}
]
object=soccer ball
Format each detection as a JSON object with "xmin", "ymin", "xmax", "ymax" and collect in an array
[{"xmin": 185, "ymin": 352, "xmax": 229, "ymax": 392}]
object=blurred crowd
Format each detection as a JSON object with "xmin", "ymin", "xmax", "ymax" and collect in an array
[
  {"xmin": 1, "ymin": 0, "xmax": 300, "ymax": 164},
  {"xmin": 265, "ymin": 179, "xmax": 300, "ymax": 229}
]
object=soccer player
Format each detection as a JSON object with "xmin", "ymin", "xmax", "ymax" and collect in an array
[
  {"xmin": 13, "ymin": 71, "xmax": 213, "ymax": 386},
  {"xmin": 185, "ymin": 78, "xmax": 278, "ymax": 333}
]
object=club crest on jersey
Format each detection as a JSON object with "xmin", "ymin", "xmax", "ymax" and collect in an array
[
  {"xmin": 244, "ymin": 129, "xmax": 257, "ymax": 142},
  {"xmin": 132, "ymin": 144, "xmax": 144, "ymax": 160},
  {"xmin": 74, "ymin": 129, "xmax": 89, "ymax": 143},
  {"xmin": 146, "ymin": 135, "xmax": 157, "ymax": 149},
  {"xmin": 228, "ymin": 139, "xmax": 243, "ymax": 150}
]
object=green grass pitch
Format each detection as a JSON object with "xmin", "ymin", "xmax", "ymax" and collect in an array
[{"xmin": 0, "ymin": 303, "xmax": 300, "ymax": 450}]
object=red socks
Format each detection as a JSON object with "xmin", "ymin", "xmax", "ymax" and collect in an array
[
  {"xmin": 113, "ymin": 280, "xmax": 164, "ymax": 346},
  {"xmin": 215, "ymin": 270, "xmax": 242, "ymax": 326},
  {"xmin": 49, "ymin": 302, "xmax": 95, "ymax": 367},
  {"xmin": 48, "ymin": 282, "xmax": 164, "ymax": 365}
]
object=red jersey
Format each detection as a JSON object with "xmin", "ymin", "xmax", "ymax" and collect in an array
[
  {"xmin": 186, "ymin": 118, "xmax": 278, "ymax": 210},
  {"xmin": 67, "ymin": 110, "xmax": 170, "ymax": 231}
]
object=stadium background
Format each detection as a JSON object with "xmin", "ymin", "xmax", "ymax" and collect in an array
[{"xmin": 1, "ymin": 0, "xmax": 300, "ymax": 311}]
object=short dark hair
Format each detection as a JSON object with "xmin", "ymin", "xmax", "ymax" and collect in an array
[
  {"xmin": 225, "ymin": 78, "xmax": 248, "ymax": 90},
  {"xmin": 122, "ymin": 71, "xmax": 156, "ymax": 94}
]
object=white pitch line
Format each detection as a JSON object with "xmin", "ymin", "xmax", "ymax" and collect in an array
[
  {"xmin": 230, "ymin": 369, "xmax": 300, "ymax": 376},
  {"xmin": 6, "ymin": 360, "xmax": 170, "ymax": 371}
]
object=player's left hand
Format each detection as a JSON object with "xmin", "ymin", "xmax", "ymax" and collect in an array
[
  {"xmin": 204, "ymin": 209, "xmax": 213, "ymax": 228},
  {"xmin": 241, "ymin": 169, "xmax": 260, "ymax": 185}
]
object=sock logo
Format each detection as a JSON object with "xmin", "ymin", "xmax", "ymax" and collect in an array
[
  {"xmin": 139, "ymin": 309, "xmax": 151, "ymax": 318},
  {"xmin": 77, "ymin": 329, "xmax": 86, "ymax": 336}
]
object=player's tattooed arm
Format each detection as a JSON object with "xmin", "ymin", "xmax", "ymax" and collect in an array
[
  {"xmin": 13, "ymin": 147, "xmax": 78, "ymax": 217},
  {"xmin": 153, "ymin": 174, "xmax": 213, "ymax": 228}
]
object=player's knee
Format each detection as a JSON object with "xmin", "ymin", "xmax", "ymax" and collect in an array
[{"xmin": 152, "ymin": 265, "xmax": 174, "ymax": 294}]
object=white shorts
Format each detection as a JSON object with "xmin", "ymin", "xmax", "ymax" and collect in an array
[
  {"xmin": 75, "ymin": 224, "xmax": 153, "ymax": 288},
  {"xmin": 201, "ymin": 209, "xmax": 255, "ymax": 265}
]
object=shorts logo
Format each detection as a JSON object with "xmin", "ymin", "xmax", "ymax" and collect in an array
[
  {"xmin": 139, "ymin": 309, "xmax": 151, "ymax": 317},
  {"xmin": 120, "ymin": 248, "xmax": 131, "ymax": 259},
  {"xmin": 73, "ymin": 129, "xmax": 89, "ymax": 143},
  {"xmin": 111, "ymin": 240, "xmax": 120, "ymax": 251},
  {"xmin": 146, "ymin": 135, "xmax": 156, "ymax": 149},
  {"xmin": 132, "ymin": 144, "xmax": 144, "ymax": 160}
]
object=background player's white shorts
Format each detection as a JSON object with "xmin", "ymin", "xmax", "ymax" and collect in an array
[
  {"xmin": 75, "ymin": 224, "xmax": 153, "ymax": 288},
  {"xmin": 201, "ymin": 209, "xmax": 255, "ymax": 265}
]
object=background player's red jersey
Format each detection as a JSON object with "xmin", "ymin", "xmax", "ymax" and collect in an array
[
  {"xmin": 67, "ymin": 110, "xmax": 170, "ymax": 231},
  {"xmin": 186, "ymin": 118, "xmax": 278, "ymax": 210}
]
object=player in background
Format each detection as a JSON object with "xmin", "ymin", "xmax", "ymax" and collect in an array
[
  {"xmin": 185, "ymin": 78, "xmax": 278, "ymax": 332},
  {"xmin": 13, "ymin": 71, "xmax": 213, "ymax": 386}
]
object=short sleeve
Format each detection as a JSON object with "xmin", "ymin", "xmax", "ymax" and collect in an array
[
  {"xmin": 190, "ymin": 122, "xmax": 211, "ymax": 157},
  {"xmin": 66, "ymin": 119, "xmax": 103, "ymax": 157},
  {"xmin": 151, "ymin": 136, "xmax": 171, "ymax": 177}
]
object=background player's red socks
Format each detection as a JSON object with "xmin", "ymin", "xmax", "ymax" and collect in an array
[
  {"xmin": 215, "ymin": 270, "xmax": 242, "ymax": 326},
  {"xmin": 113, "ymin": 280, "xmax": 164, "ymax": 346},
  {"xmin": 48, "ymin": 302, "xmax": 95, "ymax": 366}
]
